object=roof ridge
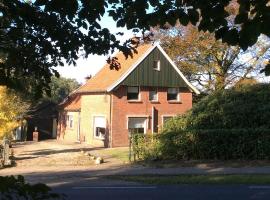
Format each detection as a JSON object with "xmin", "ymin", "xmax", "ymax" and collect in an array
[{"xmin": 75, "ymin": 43, "xmax": 154, "ymax": 94}]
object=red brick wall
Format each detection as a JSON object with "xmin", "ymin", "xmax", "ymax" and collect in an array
[{"xmin": 111, "ymin": 86, "xmax": 193, "ymax": 147}]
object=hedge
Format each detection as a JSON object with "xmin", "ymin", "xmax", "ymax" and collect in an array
[{"xmin": 131, "ymin": 129, "xmax": 270, "ymax": 161}]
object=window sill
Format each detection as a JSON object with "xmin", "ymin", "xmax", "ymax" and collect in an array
[
  {"xmin": 168, "ymin": 101, "xmax": 182, "ymax": 104},
  {"xmin": 94, "ymin": 136, "xmax": 105, "ymax": 141},
  {"xmin": 150, "ymin": 101, "xmax": 160, "ymax": 104},
  {"xmin": 127, "ymin": 100, "xmax": 143, "ymax": 103}
]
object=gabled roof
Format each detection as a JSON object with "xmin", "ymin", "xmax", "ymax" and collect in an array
[
  {"xmin": 76, "ymin": 43, "xmax": 155, "ymax": 93},
  {"xmin": 76, "ymin": 43, "xmax": 199, "ymax": 94},
  {"xmin": 62, "ymin": 95, "xmax": 81, "ymax": 111},
  {"xmin": 26, "ymin": 100, "xmax": 57, "ymax": 118}
]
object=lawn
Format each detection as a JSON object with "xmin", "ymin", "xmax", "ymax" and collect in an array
[
  {"xmin": 97, "ymin": 147, "xmax": 130, "ymax": 163},
  {"xmin": 108, "ymin": 175, "xmax": 270, "ymax": 185},
  {"xmin": 137, "ymin": 160, "xmax": 270, "ymax": 168}
]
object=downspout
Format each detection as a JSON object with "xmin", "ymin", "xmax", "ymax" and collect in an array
[
  {"xmin": 109, "ymin": 93, "xmax": 113, "ymax": 148},
  {"xmin": 78, "ymin": 111, "xmax": 81, "ymax": 142}
]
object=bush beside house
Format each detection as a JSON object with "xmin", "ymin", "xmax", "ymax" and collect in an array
[{"xmin": 132, "ymin": 84, "xmax": 270, "ymax": 161}]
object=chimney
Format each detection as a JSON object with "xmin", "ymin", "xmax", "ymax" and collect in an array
[{"xmin": 85, "ymin": 75, "xmax": 92, "ymax": 81}]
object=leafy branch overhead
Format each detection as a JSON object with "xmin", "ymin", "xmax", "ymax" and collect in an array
[
  {"xmin": 0, "ymin": 0, "xmax": 270, "ymax": 96},
  {"xmin": 156, "ymin": 24, "xmax": 270, "ymax": 93}
]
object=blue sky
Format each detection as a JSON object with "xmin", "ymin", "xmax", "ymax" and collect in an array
[{"xmin": 54, "ymin": 14, "xmax": 134, "ymax": 84}]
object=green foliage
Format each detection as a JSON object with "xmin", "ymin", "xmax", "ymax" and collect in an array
[
  {"xmin": 191, "ymin": 129, "xmax": 270, "ymax": 160},
  {"xmin": 163, "ymin": 84, "xmax": 270, "ymax": 132},
  {"xmin": 1, "ymin": 1, "xmax": 270, "ymax": 97},
  {"xmin": 133, "ymin": 129, "xmax": 270, "ymax": 161},
  {"xmin": 183, "ymin": 84, "xmax": 270, "ymax": 130},
  {"xmin": 46, "ymin": 76, "xmax": 80, "ymax": 103},
  {"xmin": 0, "ymin": 175, "xmax": 65, "ymax": 200},
  {"xmin": 135, "ymin": 84, "xmax": 270, "ymax": 161},
  {"xmin": 131, "ymin": 134, "xmax": 161, "ymax": 161},
  {"xmin": 0, "ymin": 0, "xmax": 137, "ymax": 97}
]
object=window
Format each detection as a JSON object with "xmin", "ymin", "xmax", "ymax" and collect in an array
[
  {"xmin": 149, "ymin": 88, "xmax": 158, "ymax": 101},
  {"xmin": 153, "ymin": 60, "xmax": 160, "ymax": 71},
  {"xmin": 163, "ymin": 116, "xmax": 173, "ymax": 124},
  {"xmin": 167, "ymin": 88, "xmax": 179, "ymax": 101},
  {"xmin": 128, "ymin": 117, "xmax": 147, "ymax": 134},
  {"xmin": 66, "ymin": 115, "xmax": 74, "ymax": 128},
  {"xmin": 93, "ymin": 116, "xmax": 106, "ymax": 139},
  {"xmin": 127, "ymin": 86, "xmax": 139, "ymax": 100},
  {"xmin": 95, "ymin": 127, "xmax": 106, "ymax": 139}
]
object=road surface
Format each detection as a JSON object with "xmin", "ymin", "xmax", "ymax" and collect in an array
[{"xmin": 52, "ymin": 177, "xmax": 270, "ymax": 200}]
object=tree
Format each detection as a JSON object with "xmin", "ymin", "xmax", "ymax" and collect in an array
[
  {"xmin": 0, "ymin": 0, "xmax": 138, "ymax": 97},
  {"xmin": 156, "ymin": 25, "xmax": 270, "ymax": 92},
  {"xmin": 46, "ymin": 76, "xmax": 81, "ymax": 103},
  {"xmin": 0, "ymin": 86, "xmax": 29, "ymax": 139},
  {"xmin": 1, "ymin": 0, "xmax": 270, "ymax": 96}
]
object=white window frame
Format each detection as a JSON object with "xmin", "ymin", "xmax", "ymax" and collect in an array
[
  {"xmin": 162, "ymin": 115, "xmax": 175, "ymax": 125},
  {"xmin": 127, "ymin": 86, "xmax": 140, "ymax": 101},
  {"xmin": 66, "ymin": 114, "xmax": 74, "ymax": 129},
  {"xmin": 127, "ymin": 115, "xmax": 149, "ymax": 134},
  {"xmin": 149, "ymin": 88, "xmax": 158, "ymax": 102},
  {"xmin": 153, "ymin": 60, "xmax": 160, "ymax": 71},
  {"xmin": 167, "ymin": 87, "xmax": 180, "ymax": 101},
  {"xmin": 93, "ymin": 115, "xmax": 106, "ymax": 140}
]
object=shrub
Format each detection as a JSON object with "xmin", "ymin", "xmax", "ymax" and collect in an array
[
  {"xmin": 132, "ymin": 129, "xmax": 270, "ymax": 161},
  {"xmin": 131, "ymin": 134, "xmax": 161, "ymax": 161},
  {"xmin": 163, "ymin": 84, "xmax": 270, "ymax": 132},
  {"xmin": 0, "ymin": 175, "xmax": 65, "ymax": 200},
  {"xmin": 185, "ymin": 84, "xmax": 270, "ymax": 130},
  {"xmin": 191, "ymin": 129, "xmax": 270, "ymax": 160},
  {"xmin": 134, "ymin": 84, "xmax": 270, "ymax": 161}
]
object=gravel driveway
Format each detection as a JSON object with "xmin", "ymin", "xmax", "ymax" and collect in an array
[
  {"xmin": 11, "ymin": 140, "xmax": 99, "ymax": 167},
  {"xmin": 1, "ymin": 139, "xmax": 127, "ymax": 174}
]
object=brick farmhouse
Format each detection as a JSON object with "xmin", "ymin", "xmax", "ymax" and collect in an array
[{"xmin": 58, "ymin": 43, "xmax": 199, "ymax": 147}]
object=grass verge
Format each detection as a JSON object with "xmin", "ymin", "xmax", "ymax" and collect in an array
[
  {"xmin": 138, "ymin": 160, "xmax": 270, "ymax": 168},
  {"xmin": 98, "ymin": 147, "xmax": 130, "ymax": 163},
  {"xmin": 107, "ymin": 175, "xmax": 270, "ymax": 185}
]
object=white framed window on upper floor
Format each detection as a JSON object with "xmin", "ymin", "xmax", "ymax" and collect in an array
[
  {"xmin": 167, "ymin": 87, "xmax": 179, "ymax": 101},
  {"xmin": 66, "ymin": 114, "xmax": 74, "ymax": 129},
  {"xmin": 149, "ymin": 88, "xmax": 158, "ymax": 102},
  {"xmin": 153, "ymin": 60, "xmax": 160, "ymax": 71},
  {"xmin": 127, "ymin": 86, "xmax": 140, "ymax": 101}
]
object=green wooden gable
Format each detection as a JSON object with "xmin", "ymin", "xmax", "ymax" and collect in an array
[{"xmin": 121, "ymin": 47, "xmax": 188, "ymax": 88}]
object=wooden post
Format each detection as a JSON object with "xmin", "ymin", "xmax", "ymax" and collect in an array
[
  {"xmin": 128, "ymin": 132, "xmax": 132, "ymax": 162},
  {"xmin": 33, "ymin": 131, "xmax": 39, "ymax": 142},
  {"xmin": 3, "ymin": 139, "xmax": 11, "ymax": 166}
]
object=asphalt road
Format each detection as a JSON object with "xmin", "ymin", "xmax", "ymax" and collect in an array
[{"xmin": 52, "ymin": 178, "xmax": 270, "ymax": 200}]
